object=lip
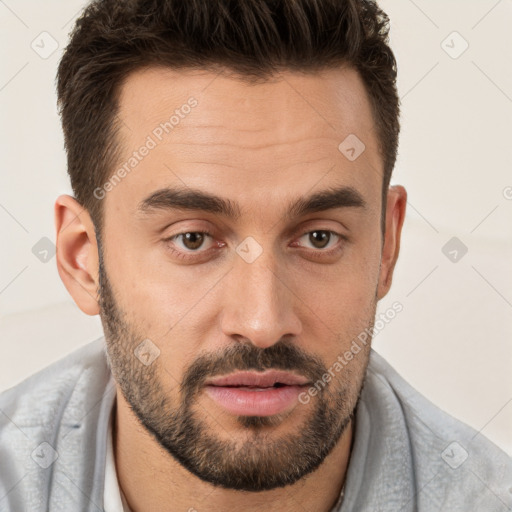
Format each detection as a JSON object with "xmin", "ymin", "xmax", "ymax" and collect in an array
[
  {"xmin": 204, "ymin": 370, "xmax": 311, "ymax": 417},
  {"xmin": 204, "ymin": 370, "xmax": 310, "ymax": 387}
]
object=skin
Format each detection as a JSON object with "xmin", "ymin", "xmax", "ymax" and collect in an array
[{"xmin": 54, "ymin": 65, "xmax": 407, "ymax": 512}]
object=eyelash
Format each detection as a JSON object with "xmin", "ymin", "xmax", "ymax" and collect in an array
[
  {"xmin": 163, "ymin": 229, "xmax": 217, "ymax": 261},
  {"xmin": 162, "ymin": 229, "xmax": 347, "ymax": 262}
]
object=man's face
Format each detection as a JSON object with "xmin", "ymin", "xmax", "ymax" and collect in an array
[{"xmin": 98, "ymin": 66, "xmax": 386, "ymax": 491}]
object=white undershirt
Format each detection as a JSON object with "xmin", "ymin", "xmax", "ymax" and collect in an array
[{"xmin": 103, "ymin": 403, "xmax": 132, "ymax": 512}]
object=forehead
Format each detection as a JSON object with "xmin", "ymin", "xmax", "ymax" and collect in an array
[
  {"xmin": 117, "ymin": 65, "xmax": 377, "ymax": 145},
  {"xmin": 108, "ymin": 65, "xmax": 382, "ymax": 221}
]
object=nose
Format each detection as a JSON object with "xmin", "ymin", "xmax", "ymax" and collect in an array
[{"xmin": 219, "ymin": 245, "xmax": 302, "ymax": 349}]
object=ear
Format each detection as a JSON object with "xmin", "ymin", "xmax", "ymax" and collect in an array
[
  {"xmin": 54, "ymin": 195, "xmax": 100, "ymax": 315},
  {"xmin": 377, "ymin": 185, "xmax": 407, "ymax": 300}
]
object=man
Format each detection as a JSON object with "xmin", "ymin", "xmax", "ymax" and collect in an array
[{"xmin": 0, "ymin": 0, "xmax": 510, "ymax": 510}]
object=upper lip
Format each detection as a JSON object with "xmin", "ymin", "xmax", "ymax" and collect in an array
[{"xmin": 205, "ymin": 370, "xmax": 310, "ymax": 387}]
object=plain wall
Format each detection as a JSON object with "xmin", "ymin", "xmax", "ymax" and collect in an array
[{"xmin": 0, "ymin": 0, "xmax": 511, "ymax": 456}]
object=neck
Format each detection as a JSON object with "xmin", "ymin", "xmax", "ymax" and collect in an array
[{"xmin": 114, "ymin": 390, "xmax": 352, "ymax": 512}]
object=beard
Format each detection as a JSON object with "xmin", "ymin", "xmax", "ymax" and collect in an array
[{"xmin": 97, "ymin": 236, "xmax": 373, "ymax": 492}]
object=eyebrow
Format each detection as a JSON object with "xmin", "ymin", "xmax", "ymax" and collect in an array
[{"xmin": 137, "ymin": 184, "xmax": 367, "ymax": 220}]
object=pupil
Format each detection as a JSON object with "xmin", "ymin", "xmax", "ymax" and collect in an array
[
  {"xmin": 310, "ymin": 231, "xmax": 330, "ymax": 249},
  {"xmin": 184, "ymin": 232, "xmax": 204, "ymax": 250}
]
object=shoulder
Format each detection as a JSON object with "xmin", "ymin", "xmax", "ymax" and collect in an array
[
  {"xmin": 0, "ymin": 337, "xmax": 114, "ymax": 510},
  {"xmin": 365, "ymin": 349, "xmax": 512, "ymax": 510},
  {"xmin": 0, "ymin": 336, "xmax": 109, "ymax": 423}
]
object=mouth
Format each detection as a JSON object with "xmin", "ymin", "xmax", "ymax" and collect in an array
[{"xmin": 204, "ymin": 370, "xmax": 311, "ymax": 417}]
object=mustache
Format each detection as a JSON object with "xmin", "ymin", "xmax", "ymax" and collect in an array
[{"xmin": 180, "ymin": 338, "xmax": 328, "ymax": 398}]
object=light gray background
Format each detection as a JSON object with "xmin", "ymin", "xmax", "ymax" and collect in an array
[{"xmin": 1, "ymin": 0, "xmax": 511, "ymax": 455}]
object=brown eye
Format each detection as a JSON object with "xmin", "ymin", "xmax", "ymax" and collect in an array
[
  {"xmin": 162, "ymin": 229, "xmax": 224, "ymax": 263},
  {"xmin": 292, "ymin": 229, "xmax": 347, "ymax": 262},
  {"xmin": 298, "ymin": 230, "xmax": 340, "ymax": 250},
  {"xmin": 180, "ymin": 232, "xmax": 206, "ymax": 251},
  {"xmin": 164, "ymin": 231, "xmax": 215, "ymax": 254},
  {"xmin": 308, "ymin": 230, "xmax": 331, "ymax": 249}
]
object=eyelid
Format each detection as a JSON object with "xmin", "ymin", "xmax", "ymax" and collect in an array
[
  {"xmin": 162, "ymin": 230, "xmax": 219, "ymax": 262},
  {"xmin": 163, "ymin": 227, "xmax": 347, "ymax": 262},
  {"xmin": 293, "ymin": 230, "xmax": 346, "ymax": 250},
  {"xmin": 163, "ymin": 229, "xmax": 216, "ymax": 250}
]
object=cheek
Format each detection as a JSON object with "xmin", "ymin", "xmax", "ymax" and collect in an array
[
  {"xmin": 106, "ymin": 255, "xmax": 221, "ymax": 379},
  {"xmin": 286, "ymin": 243, "xmax": 380, "ymax": 364},
  {"xmin": 104, "ymin": 233, "xmax": 203, "ymax": 327},
  {"xmin": 292, "ymin": 239, "xmax": 380, "ymax": 314}
]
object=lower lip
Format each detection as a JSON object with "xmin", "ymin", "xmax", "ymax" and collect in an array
[{"xmin": 204, "ymin": 385, "xmax": 306, "ymax": 416}]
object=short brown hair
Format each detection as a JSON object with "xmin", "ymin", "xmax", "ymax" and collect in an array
[{"xmin": 57, "ymin": 0, "xmax": 400, "ymax": 233}]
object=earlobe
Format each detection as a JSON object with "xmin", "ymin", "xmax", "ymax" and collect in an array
[
  {"xmin": 54, "ymin": 195, "xmax": 100, "ymax": 315},
  {"xmin": 377, "ymin": 185, "xmax": 407, "ymax": 300}
]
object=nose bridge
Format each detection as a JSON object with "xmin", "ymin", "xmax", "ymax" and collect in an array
[{"xmin": 220, "ymin": 239, "xmax": 302, "ymax": 348}]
